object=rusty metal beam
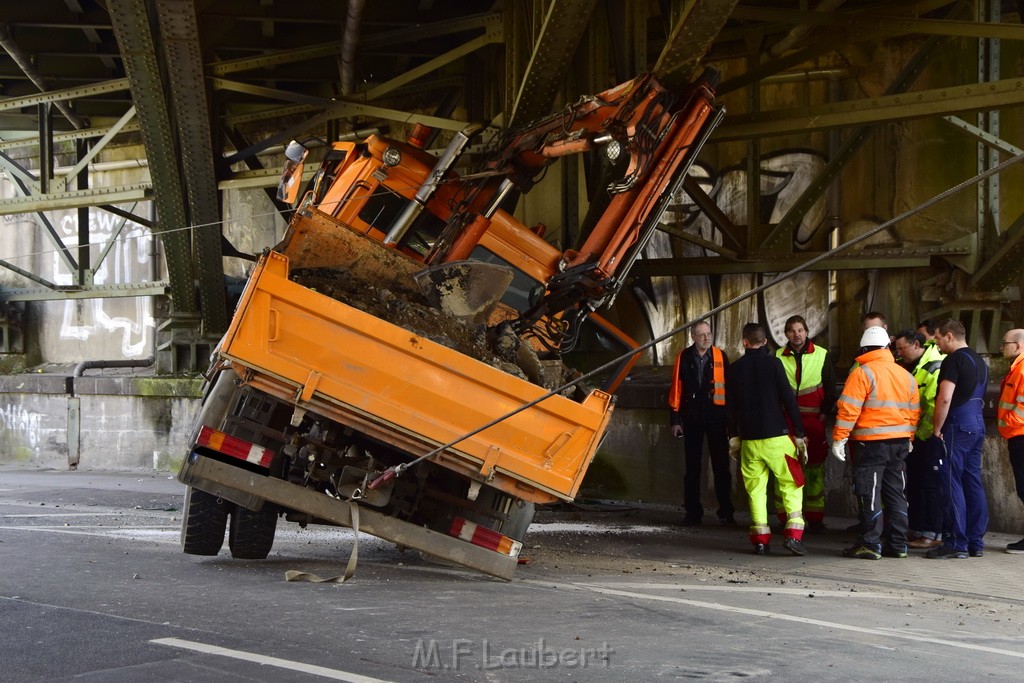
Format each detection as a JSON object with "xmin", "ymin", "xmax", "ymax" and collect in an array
[
  {"xmin": 970, "ymin": 210, "xmax": 1024, "ymax": 292},
  {"xmin": 654, "ymin": 0, "xmax": 740, "ymax": 91},
  {"xmin": 634, "ymin": 244, "xmax": 971, "ymax": 276},
  {"xmin": 712, "ymin": 77, "xmax": 1024, "ymax": 141},
  {"xmin": 731, "ymin": 5, "xmax": 1024, "ymax": 41},
  {"xmin": 107, "ymin": 0, "xmax": 196, "ymax": 315},
  {"xmin": 509, "ymin": 0, "xmax": 598, "ymax": 127},
  {"xmin": 156, "ymin": 0, "xmax": 227, "ymax": 333}
]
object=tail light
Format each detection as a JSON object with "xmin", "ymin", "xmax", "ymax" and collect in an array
[
  {"xmin": 449, "ymin": 517, "xmax": 522, "ymax": 557},
  {"xmin": 196, "ymin": 426, "xmax": 274, "ymax": 468}
]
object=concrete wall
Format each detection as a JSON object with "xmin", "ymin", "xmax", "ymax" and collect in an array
[
  {"xmin": 0, "ymin": 368, "xmax": 1021, "ymax": 535},
  {"xmin": 0, "ymin": 373, "xmax": 202, "ymax": 471},
  {"xmin": 582, "ymin": 369, "xmax": 1024, "ymax": 536}
]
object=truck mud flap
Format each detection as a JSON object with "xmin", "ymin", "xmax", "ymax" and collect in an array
[{"xmin": 184, "ymin": 455, "xmax": 519, "ymax": 581}]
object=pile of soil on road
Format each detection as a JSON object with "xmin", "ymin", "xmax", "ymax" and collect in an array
[{"xmin": 289, "ymin": 266, "xmax": 584, "ymax": 395}]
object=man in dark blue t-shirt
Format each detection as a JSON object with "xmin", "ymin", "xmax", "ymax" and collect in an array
[{"xmin": 928, "ymin": 318, "xmax": 989, "ymax": 559}]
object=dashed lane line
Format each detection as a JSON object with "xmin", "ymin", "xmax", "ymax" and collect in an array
[
  {"xmin": 530, "ymin": 580, "xmax": 1024, "ymax": 660},
  {"xmin": 151, "ymin": 637, "xmax": 395, "ymax": 683}
]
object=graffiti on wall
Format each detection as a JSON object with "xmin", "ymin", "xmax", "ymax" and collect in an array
[
  {"xmin": 0, "ymin": 402, "xmax": 43, "ymax": 458},
  {"xmin": 55, "ymin": 208, "xmax": 155, "ymax": 356},
  {"xmin": 634, "ymin": 150, "xmax": 831, "ymax": 364}
]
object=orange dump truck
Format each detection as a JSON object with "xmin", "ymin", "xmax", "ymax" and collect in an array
[{"xmin": 177, "ymin": 71, "xmax": 722, "ymax": 579}]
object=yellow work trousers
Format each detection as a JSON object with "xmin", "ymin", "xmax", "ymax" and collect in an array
[{"xmin": 741, "ymin": 435, "xmax": 805, "ymax": 545}]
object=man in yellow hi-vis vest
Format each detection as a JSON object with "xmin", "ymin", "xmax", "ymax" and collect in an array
[
  {"xmin": 669, "ymin": 320, "xmax": 733, "ymax": 525},
  {"xmin": 776, "ymin": 315, "xmax": 837, "ymax": 533}
]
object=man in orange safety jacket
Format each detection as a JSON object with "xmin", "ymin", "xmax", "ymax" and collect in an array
[
  {"xmin": 997, "ymin": 328, "xmax": 1024, "ymax": 554},
  {"xmin": 832, "ymin": 325, "xmax": 920, "ymax": 560},
  {"xmin": 669, "ymin": 320, "xmax": 733, "ymax": 525}
]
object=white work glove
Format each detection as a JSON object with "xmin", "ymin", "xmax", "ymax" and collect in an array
[
  {"xmin": 728, "ymin": 437, "xmax": 741, "ymax": 459},
  {"xmin": 908, "ymin": 439, "xmax": 914, "ymax": 453},
  {"xmin": 831, "ymin": 438, "xmax": 848, "ymax": 462},
  {"xmin": 794, "ymin": 437, "xmax": 808, "ymax": 465}
]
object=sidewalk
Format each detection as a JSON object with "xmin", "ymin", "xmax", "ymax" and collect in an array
[{"xmin": 527, "ymin": 503, "xmax": 1024, "ymax": 604}]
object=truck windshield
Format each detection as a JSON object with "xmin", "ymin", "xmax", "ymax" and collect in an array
[
  {"xmin": 357, "ymin": 184, "xmax": 405, "ymax": 232},
  {"xmin": 468, "ymin": 246, "xmax": 544, "ymax": 311},
  {"xmin": 468, "ymin": 246, "xmax": 635, "ymax": 393},
  {"xmin": 357, "ymin": 183, "xmax": 446, "ymax": 257}
]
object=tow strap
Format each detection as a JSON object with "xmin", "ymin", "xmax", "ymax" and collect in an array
[{"xmin": 284, "ymin": 500, "xmax": 361, "ymax": 583}]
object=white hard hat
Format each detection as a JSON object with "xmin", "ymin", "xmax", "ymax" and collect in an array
[{"xmin": 860, "ymin": 325, "xmax": 890, "ymax": 348}]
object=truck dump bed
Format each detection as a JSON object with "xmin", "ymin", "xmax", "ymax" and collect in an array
[{"xmin": 217, "ymin": 212, "xmax": 615, "ymax": 504}]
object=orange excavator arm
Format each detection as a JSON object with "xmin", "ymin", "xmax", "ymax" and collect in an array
[{"xmin": 485, "ymin": 69, "xmax": 723, "ymax": 333}]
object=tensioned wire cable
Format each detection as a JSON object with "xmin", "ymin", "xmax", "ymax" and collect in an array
[{"xmin": 369, "ymin": 150, "xmax": 1024, "ymax": 487}]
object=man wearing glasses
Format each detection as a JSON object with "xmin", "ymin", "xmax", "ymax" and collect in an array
[
  {"xmin": 669, "ymin": 320, "xmax": 735, "ymax": 526},
  {"xmin": 997, "ymin": 329, "xmax": 1024, "ymax": 554}
]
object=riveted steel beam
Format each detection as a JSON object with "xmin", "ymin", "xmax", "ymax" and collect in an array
[
  {"xmin": 509, "ymin": 0, "xmax": 598, "ymax": 127},
  {"xmin": 364, "ymin": 29, "xmax": 502, "ymax": 102},
  {"xmin": 0, "ymin": 78, "xmax": 129, "ymax": 112},
  {"xmin": 0, "ymin": 184, "xmax": 151, "ymax": 215},
  {"xmin": 654, "ymin": 0, "xmax": 740, "ymax": 91},
  {"xmin": 634, "ymin": 244, "xmax": 971, "ymax": 276},
  {"xmin": 62, "ymin": 105, "xmax": 136, "ymax": 190},
  {"xmin": 107, "ymin": 0, "xmax": 195, "ymax": 315},
  {"xmin": 208, "ymin": 13, "xmax": 501, "ymax": 76},
  {"xmin": 0, "ymin": 121, "xmax": 141, "ymax": 152},
  {"xmin": 970, "ymin": 210, "xmax": 1024, "ymax": 292},
  {"xmin": 730, "ymin": 6, "xmax": 1024, "ymax": 41},
  {"xmin": 1, "ymin": 282, "xmax": 169, "ymax": 302},
  {"xmin": 1, "ymin": 153, "xmax": 78, "ymax": 272},
  {"xmin": 156, "ymin": 0, "xmax": 226, "ymax": 333},
  {"xmin": 712, "ymin": 77, "xmax": 1024, "ymax": 141}
]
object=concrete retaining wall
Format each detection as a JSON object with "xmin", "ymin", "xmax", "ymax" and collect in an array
[
  {"xmin": 0, "ymin": 373, "xmax": 202, "ymax": 471},
  {"xmin": 1, "ymin": 370, "xmax": 1022, "ymax": 536}
]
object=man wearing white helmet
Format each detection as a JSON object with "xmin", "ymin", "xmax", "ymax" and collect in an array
[{"xmin": 832, "ymin": 325, "xmax": 921, "ymax": 560}]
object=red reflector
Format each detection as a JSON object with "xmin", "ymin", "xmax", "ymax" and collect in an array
[
  {"xmin": 449, "ymin": 517, "xmax": 522, "ymax": 557},
  {"xmin": 196, "ymin": 426, "xmax": 274, "ymax": 468}
]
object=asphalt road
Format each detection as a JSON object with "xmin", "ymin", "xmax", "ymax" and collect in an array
[{"xmin": 2, "ymin": 468, "xmax": 1023, "ymax": 682}]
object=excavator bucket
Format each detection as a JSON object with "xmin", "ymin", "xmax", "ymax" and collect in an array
[{"xmin": 413, "ymin": 260, "xmax": 514, "ymax": 326}]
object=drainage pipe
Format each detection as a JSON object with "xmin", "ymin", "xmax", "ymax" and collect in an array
[{"xmin": 66, "ymin": 355, "xmax": 156, "ymax": 469}]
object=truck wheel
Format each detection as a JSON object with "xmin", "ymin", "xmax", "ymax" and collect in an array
[
  {"xmin": 181, "ymin": 486, "xmax": 228, "ymax": 555},
  {"xmin": 228, "ymin": 503, "xmax": 278, "ymax": 559}
]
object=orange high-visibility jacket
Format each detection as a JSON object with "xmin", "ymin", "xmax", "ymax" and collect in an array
[
  {"xmin": 669, "ymin": 346, "xmax": 726, "ymax": 411},
  {"xmin": 998, "ymin": 353, "xmax": 1024, "ymax": 439},
  {"xmin": 833, "ymin": 348, "xmax": 920, "ymax": 442}
]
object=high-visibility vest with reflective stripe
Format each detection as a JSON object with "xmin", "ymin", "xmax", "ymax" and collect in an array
[
  {"xmin": 998, "ymin": 353, "xmax": 1024, "ymax": 439},
  {"xmin": 911, "ymin": 342, "xmax": 944, "ymax": 440},
  {"xmin": 669, "ymin": 346, "xmax": 726, "ymax": 411},
  {"xmin": 776, "ymin": 342, "xmax": 827, "ymax": 415},
  {"xmin": 833, "ymin": 348, "xmax": 920, "ymax": 442}
]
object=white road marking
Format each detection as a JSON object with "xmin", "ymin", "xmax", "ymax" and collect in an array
[
  {"xmin": 151, "ymin": 637, "xmax": 395, "ymax": 682},
  {"xmin": 591, "ymin": 582, "xmax": 890, "ymax": 598},
  {"xmin": 534, "ymin": 581, "xmax": 1024, "ymax": 660},
  {"xmin": 0, "ymin": 512, "xmax": 145, "ymax": 518}
]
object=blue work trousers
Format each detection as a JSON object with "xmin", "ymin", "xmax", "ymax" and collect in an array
[{"xmin": 938, "ymin": 424, "xmax": 988, "ymax": 553}]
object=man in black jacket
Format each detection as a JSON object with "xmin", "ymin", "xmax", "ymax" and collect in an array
[
  {"xmin": 727, "ymin": 323, "xmax": 808, "ymax": 555},
  {"xmin": 668, "ymin": 320, "xmax": 734, "ymax": 525}
]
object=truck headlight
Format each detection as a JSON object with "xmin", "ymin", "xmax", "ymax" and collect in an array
[{"xmin": 383, "ymin": 146, "xmax": 402, "ymax": 167}]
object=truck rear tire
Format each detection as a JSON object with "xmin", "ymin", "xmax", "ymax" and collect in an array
[
  {"xmin": 181, "ymin": 486, "xmax": 228, "ymax": 556},
  {"xmin": 228, "ymin": 503, "xmax": 278, "ymax": 559}
]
